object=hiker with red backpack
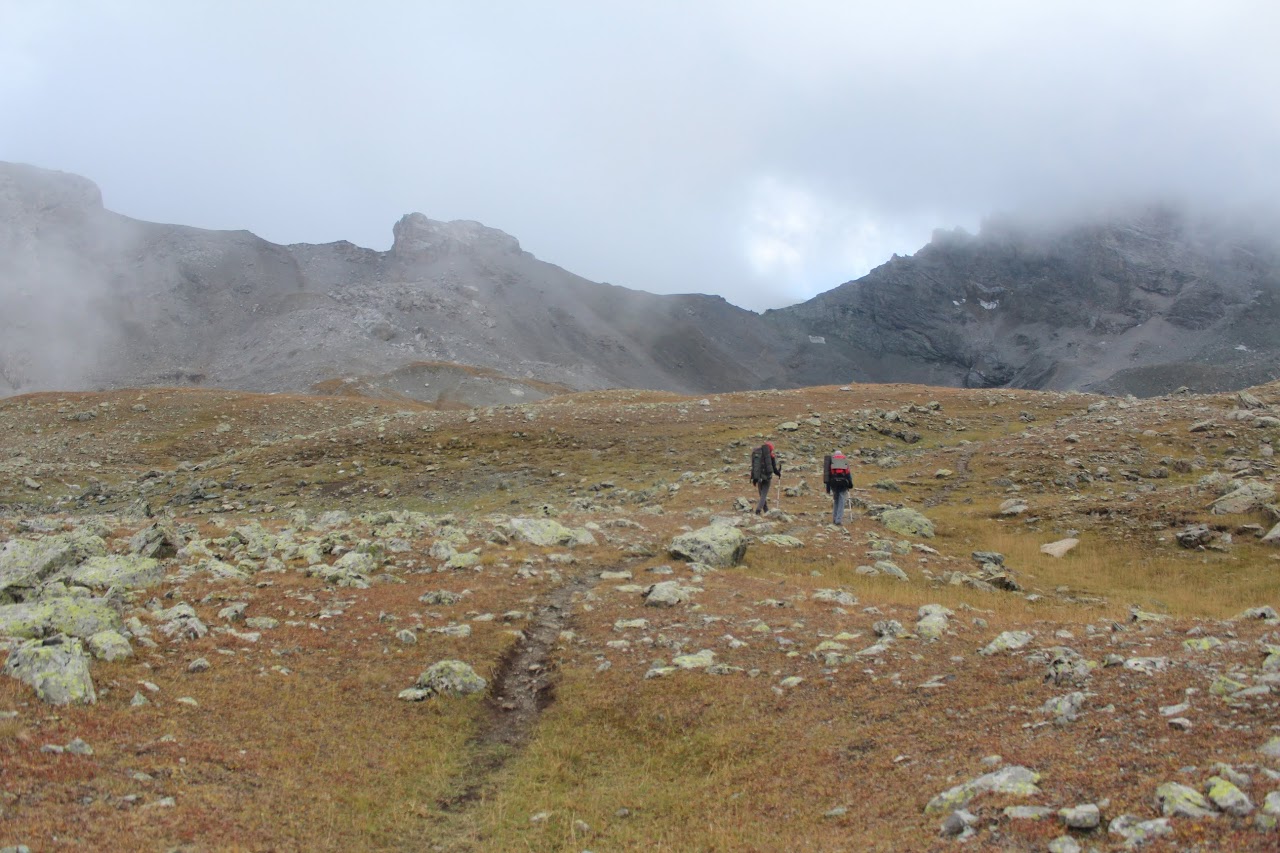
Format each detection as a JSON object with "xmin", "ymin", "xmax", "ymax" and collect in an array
[
  {"xmin": 823, "ymin": 450, "xmax": 854, "ymax": 525},
  {"xmin": 750, "ymin": 442, "xmax": 782, "ymax": 515}
]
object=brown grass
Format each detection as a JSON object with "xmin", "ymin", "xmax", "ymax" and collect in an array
[{"xmin": 3, "ymin": 379, "xmax": 1280, "ymax": 850}]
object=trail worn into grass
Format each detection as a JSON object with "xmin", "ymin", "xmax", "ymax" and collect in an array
[
  {"xmin": 435, "ymin": 562, "xmax": 619, "ymax": 830},
  {"xmin": 923, "ymin": 445, "xmax": 975, "ymax": 507}
]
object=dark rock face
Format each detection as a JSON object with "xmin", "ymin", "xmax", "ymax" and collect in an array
[
  {"xmin": 3, "ymin": 160, "xmax": 1280, "ymax": 401},
  {"xmin": 765, "ymin": 207, "xmax": 1280, "ymax": 396}
]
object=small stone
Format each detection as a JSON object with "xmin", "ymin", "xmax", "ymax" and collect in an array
[
  {"xmin": 1059, "ymin": 803, "xmax": 1100, "ymax": 829},
  {"xmin": 65, "ymin": 737, "xmax": 93, "ymax": 756}
]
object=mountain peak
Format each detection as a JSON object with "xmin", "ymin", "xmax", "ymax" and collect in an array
[
  {"xmin": 390, "ymin": 212, "xmax": 522, "ymax": 259},
  {"xmin": 0, "ymin": 161, "xmax": 104, "ymax": 218}
]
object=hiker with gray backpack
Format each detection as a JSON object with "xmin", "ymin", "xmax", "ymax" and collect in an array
[
  {"xmin": 750, "ymin": 442, "xmax": 782, "ymax": 514},
  {"xmin": 823, "ymin": 450, "xmax": 854, "ymax": 525}
]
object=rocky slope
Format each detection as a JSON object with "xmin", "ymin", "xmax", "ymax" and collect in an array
[
  {"xmin": 769, "ymin": 208, "xmax": 1280, "ymax": 395},
  {"xmin": 0, "ymin": 162, "xmax": 790, "ymax": 401},
  {"xmin": 4, "ymin": 160, "xmax": 1280, "ymax": 401}
]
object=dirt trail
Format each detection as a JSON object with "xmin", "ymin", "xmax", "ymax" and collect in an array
[
  {"xmin": 432, "ymin": 562, "xmax": 623, "ymax": 843},
  {"xmin": 923, "ymin": 446, "xmax": 975, "ymax": 507}
]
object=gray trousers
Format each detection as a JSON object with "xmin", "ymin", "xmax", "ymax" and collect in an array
[
  {"xmin": 832, "ymin": 487, "xmax": 849, "ymax": 525},
  {"xmin": 755, "ymin": 479, "xmax": 771, "ymax": 513}
]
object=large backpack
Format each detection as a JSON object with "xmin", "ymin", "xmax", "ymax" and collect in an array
[
  {"xmin": 824, "ymin": 452, "xmax": 853, "ymax": 489},
  {"xmin": 750, "ymin": 444, "xmax": 772, "ymax": 483}
]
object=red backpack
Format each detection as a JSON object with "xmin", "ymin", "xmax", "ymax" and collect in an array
[{"xmin": 824, "ymin": 452, "xmax": 853, "ymax": 489}]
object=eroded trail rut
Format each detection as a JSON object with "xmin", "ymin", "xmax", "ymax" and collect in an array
[{"xmin": 435, "ymin": 562, "xmax": 618, "ymax": 825}]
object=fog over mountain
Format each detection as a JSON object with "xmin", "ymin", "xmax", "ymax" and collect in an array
[
  {"xmin": 3, "ymin": 2, "xmax": 1278, "ymax": 312},
  {"xmin": 3, "ymin": 161, "xmax": 1280, "ymax": 403}
]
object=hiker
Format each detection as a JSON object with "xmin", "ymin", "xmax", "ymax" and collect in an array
[
  {"xmin": 750, "ymin": 441, "xmax": 782, "ymax": 514},
  {"xmin": 823, "ymin": 450, "xmax": 854, "ymax": 525}
]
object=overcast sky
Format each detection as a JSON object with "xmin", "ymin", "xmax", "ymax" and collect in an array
[{"xmin": 3, "ymin": 1, "xmax": 1278, "ymax": 311}]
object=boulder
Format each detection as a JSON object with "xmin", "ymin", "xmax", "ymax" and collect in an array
[
  {"xmin": 1058, "ymin": 804, "xmax": 1101, "ymax": 830},
  {"xmin": 980, "ymin": 631, "xmax": 1033, "ymax": 655},
  {"xmin": 1211, "ymin": 481, "xmax": 1275, "ymax": 515},
  {"xmin": 87, "ymin": 629, "xmax": 133, "ymax": 661},
  {"xmin": 0, "ymin": 533, "xmax": 107, "ymax": 598},
  {"xmin": 879, "ymin": 508, "xmax": 935, "ymax": 539},
  {"xmin": 1039, "ymin": 538, "xmax": 1079, "ymax": 558},
  {"xmin": 916, "ymin": 604, "xmax": 953, "ymax": 641},
  {"xmin": 506, "ymin": 517, "xmax": 575, "ymax": 547},
  {"xmin": 673, "ymin": 650, "xmax": 716, "ymax": 669},
  {"xmin": 669, "ymin": 525, "xmax": 747, "ymax": 568},
  {"xmin": 129, "ymin": 522, "xmax": 182, "ymax": 559},
  {"xmin": 1205, "ymin": 776, "xmax": 1253, "ymax": 816},
  {"xmin": 925, "ymin": 765, "xmax": 1041, "ymax": 813},
  {"xmin": 399, "ymin": 660, "xmax": 487, "ymax": 701},
  {"xmin": 1108, "ymin": 815, "xmax": 1172, "ymax": 845},
  {"xmin": 0, "ymin": 597, "xmax": 122, "ymax": 641},
  {"xmin": 1154, "ymin": 781, "xmax": 1214, "ymax": 818},
  {"xmin": 69, "ymin": 555, "xmax": 163, "ymax": 590},
  {"xmin": 644, "ymin": 581, "xmax": 694, "ymax": 607},
  {"xmin": 3, "ymin": 636, "xmax": 96, "ymax": 705}
]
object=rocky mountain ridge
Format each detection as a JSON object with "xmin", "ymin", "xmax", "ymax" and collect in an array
[{"xmin": 3, "ymin": 160, "xmax": 1278, "ymax": 402}]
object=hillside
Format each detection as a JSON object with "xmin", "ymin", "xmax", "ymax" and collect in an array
[
  {"xmin": 769, "ymin": 208, "xmax": 1280, "ymax": 396},
  {"xmin": 5, "ymin": 161, "xmax": 1280, "ymax": 403},
  {"xmin": 3, "ymin": 381, "xmax": 1280, "ymax": 849}
]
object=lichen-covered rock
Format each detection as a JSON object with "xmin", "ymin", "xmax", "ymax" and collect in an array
[
  {"xmin": 444, "ymin": 552, "xmax": 481, "ymax": 570},
  {"xmin": 399, "ymin": 660, "xmax": 487, "ymax": 700},
  {"xmin": 669, "ymin": 524, "xmax": 747, "ymax": 568},
  {"xmin": 1042, "ymin": 691, "xmax": 1087, "ymax": 724},
  {"xmin": 1211, "ymin": 481, "xmax": 1275, "ymax": 515},
  {"xmin": 924, "ymin": 765, "xmax": 1041, "ymax": 813},
  {"xmin": 812, "ymin": 589, "xmax": 858, "ymax": 606},
  {"xmin": 673, "ymin": 649, "xmax": 716, "ymax": 669},
  {"xmin": 3, "ymin": 636, "xmax": 96, "ymax": 705},
  {"xmin": 760, "ymin": 534, "xmax": 804, "ymax": 548},
  {"xmin": 1108, "ymin": 815, "xmax": 1172, "ymax": 845},
  {"xmin": 129, "ymin": 522, "xmax": 183, "ymax": 559},
  {"xmin": 153, "ymin": 603, "xmax": 209, "ymax": 640},
  {"xmin": 980, "ymin": 631, "xmax": 1033, "ymax": 656},
  {"xmin": 307, "ymin": 551, "xmax": 374, "ymax": 588},
  {"xmin": 644, "ymin": 581, "xmax": 695, "ymax": 607},
  {"xmin": 506, "ymin": 517, "xmax": 575, "ymax": 547},
  {"xmin": 916, "ymin": 604, "xmax": 953, "ymax": 641},
  {"xmin": 0, "ymin": 532, "xmax": 107, "ymax": 597},
  {"xmin": 1154, "ymin": 781, "xmax": 1214, "ymax": 818},
  {"xmin": 419, "ymin": 590, "xmax": 463, "ymax": 606},
  {"xmin": 87, "ymin": 629, "xmax": 133, "ymax": 661},
  {"xmin": 1058, "ymin": 804, "xmax": 1100, "ymax": 829},
  {"xmin": 69, "ymin": 555, "xmax": 163, "ymax": 590},
  {"xmin": 0, "ymin": 598, "xmax": 122, "ymax": 641},
  {"xmin": 1205, "ymin": 776, "xmax": 1253, "ymax": 816},
  {"xmin": 879, "ymin": 508, "xmax": 935, "ymax": 538}
]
